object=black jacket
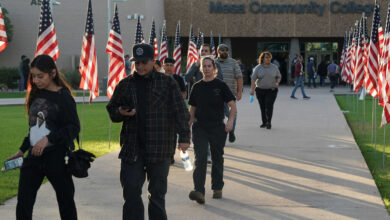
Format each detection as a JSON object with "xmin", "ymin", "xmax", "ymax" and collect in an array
[{"xmin": 106, "ymin": 70, "xmax": 190, "ymax": 164}]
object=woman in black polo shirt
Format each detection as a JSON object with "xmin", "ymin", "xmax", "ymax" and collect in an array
[{"xmin": 188, "ymin": 56, "xmax": 236, "ymax": 204}]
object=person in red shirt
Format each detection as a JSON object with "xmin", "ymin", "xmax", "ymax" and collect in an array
[{"xmin": 290, "ymin": 55, "xmax": 310, "ymax": 99}]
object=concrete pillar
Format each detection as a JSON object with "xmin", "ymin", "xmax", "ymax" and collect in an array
[{"xmin": 288, "ymin": 38, "xmax": 300, "ymax": 83}]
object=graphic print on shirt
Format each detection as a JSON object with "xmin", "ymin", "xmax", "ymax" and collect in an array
[{"xmin": 29, "ymin": 98, "xmax": 55, "ymax": 146}]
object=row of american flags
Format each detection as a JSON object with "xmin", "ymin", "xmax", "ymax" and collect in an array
[
  {"xmin": 340, "ymin": 1, "xmax": 390, "ymax": 127},
  {"xmin": 0, "ymin": 0, "xmax": 222, "ymax": 103}
]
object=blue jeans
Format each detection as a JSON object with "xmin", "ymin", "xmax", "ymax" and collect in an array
[
  {"xmin": 319, "ymin": 76, "xmax": 326, "ymax": 86},
  {"xmin": 291, "ymin": 76, "xmax": 307, "ymax": 97},
  {"xmin": 307, "ymin": 74, "xmax": 316, "ymax": 88},
  {"xmin": 224, "ymin": 102, "xmax": 236, "ymax": 134}
]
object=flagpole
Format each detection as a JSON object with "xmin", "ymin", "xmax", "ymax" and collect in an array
[
  {"xmin": 81, "ymin": 90, "xmax": 86, "ymax": 148},
  {"xmin": 374, "ymin": 99, "xmax": 377, "ymax": 158},
  {"xmin": 383, "ymin": 125, "xmax": 386, "ymax": 168},
  {"xmin": 372, "ymin": 96, "xmax": 375, "ymax": 143},
  {"xmin": 363, "ymin": 89, "xmax": 366, "ymax": 133}
]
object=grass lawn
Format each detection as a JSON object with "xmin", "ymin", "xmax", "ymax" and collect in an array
[
  {"xmin": 335, "ymin": 94, "xmax": 390, "ymax": 213},
  {"xmin": 0, "ymin": 103, "xmax": 121, "ymax": 204},
  {"xmin": 0, "ymin": 91, "xmax": 104, "ymax": 99}
]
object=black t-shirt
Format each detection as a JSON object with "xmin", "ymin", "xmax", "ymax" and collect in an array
[
  {"xmin": 188, "ymin": 78, "xmax": 235, "ymax": 123},
  {"xmin": 172, "ymin": 74, "xmax": 186, "ymax": 92},
  {"xmin": 134, "ymin": 72, "xmax": 150, "ymax": 148}
]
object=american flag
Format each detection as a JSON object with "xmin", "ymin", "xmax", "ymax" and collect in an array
[
  {"xmin": 173, "ymin": 21, "xmax": 181, "ymax": 75},
  {"xmin": 210, "ymin": 31, "xmax": 216, "ymax": 58},
  {"xmin": 366, "ymin": 3, "xmax": 381, "ymax": 98},
  {"xmin": 131, "ymin": 17, "xmax": 144, "ymax": 72},
  {"xmin": 345, "ymin": 28, "xmax": 354, "ymax": 84},
  {"xmin": 34, "ymin": 0, "xmax": 59, "ymax": 60},
  {"xmin": 342, "ymin": 30, "xmax": 353, "ymax": 84},
  {"xmin": 349, "ymin": 22, "xmax": 359, "ymax": 84},
  {"xmin": 379, "ymin": 3, "xmax": 389, "ymax": 106},
  {"xmin": 196, "ymin": 29, "xmax": 204, "ymax": 56},
  {"xmin": 159, "ymin": 20, "xmax": 168, "ymax": 63},
  {"xmin": 381, "ymin": 3, "xmax": 390, "ymax": 126},
  {"xmin": 353, "ymin": 17, "xmax": 365, "ymax": 92},
  {"xmin": 0, "ymin": 7, "xmax": 8, "ymax": 53},
  {"xmin": 79, "ymin": 0, "xmax": 99, "ymax": 103},
  {"xmin": 149, "ymin": 18, "xmax": 158, "ymax": 59},
  {"xmin": 105, "ymin": 5, "xmax": 125, "ymax": 99},
  {"xmin": 340, "ymin": 32, "xmax": 347, "ymax": 77},
  {"xmin": 186, "ymin": 25, "xmax": 197, "ymax": 72}
]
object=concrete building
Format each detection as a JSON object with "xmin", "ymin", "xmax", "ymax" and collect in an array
[{"xmin": 0, "ymin": 0, "xmax": 386, "ymax": 86}]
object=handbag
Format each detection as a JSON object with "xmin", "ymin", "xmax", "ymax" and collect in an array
[{"xmin": 65, "ymin": 136, "xmax": 96, "ymax": 178}]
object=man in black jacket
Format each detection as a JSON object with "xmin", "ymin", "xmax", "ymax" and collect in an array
[{"xmin": 106, "ymin": 43, "xmax": 190, "ymax": 220}]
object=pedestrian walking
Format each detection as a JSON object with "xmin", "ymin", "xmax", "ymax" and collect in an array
[
  {"xmin": 318, "ymin": 59, "xmax": 329, "ymax": 86},
  {"xmin": 7, "ymin": 54, "xmax": 80, "ymax": 220},
  {"xmin": 188, "ymin": 56, "xmax": 236, "ymax": 204},
  {"xmin": 250, "ymin": 51, "xmax": 281, "ymax": 130},
  {"xmin": 18, "ymin": 55, "xmax": 26, "ymax": 91},
  {"xmin": 124, "ymin": 54, "xmax": 131, "ymax": 76},
  {"xmin": 163, "ymin": 57, "xmax": 187, "ymax": 165},
  {"xmin": 290, "ymin": 55, "xmax": 310, "ymax": 99},
  {"xmin": 307, "ymin": 57, "xmax": 316, "ymax": 88},
  {"xmin": 23, "ymin": 57, "xmax": 30, "ymax": 90},
  {"xmin": 215, "ymin": 44, "xmax": 243, "ymax": 143},
  {"xmin": 327, "ymin": 60, "xmax": 339, "ymax": 92},
  {"xmin": 106, "ymin": 43, "xmax": 190, "ymax": 220}
]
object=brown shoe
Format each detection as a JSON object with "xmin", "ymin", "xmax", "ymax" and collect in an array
[
  {"xmin": 189, "ymin": 190, "xmax": 205, "ymax": 204},
  {"xmin": 213, "ymin": 190, "xmax": 222, "ymax": 199}
]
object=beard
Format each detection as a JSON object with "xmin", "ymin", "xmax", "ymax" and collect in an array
[{"xmin": 219, "ymin": 53, "xmax": 228, "ymax": 59}]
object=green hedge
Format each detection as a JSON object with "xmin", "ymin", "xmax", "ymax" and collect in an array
[
  {"xmin": 61, "ymin": 69, "xmax": 81, "ymax": 90},
  {"xmin": 0, "ymin": 67, "xmax": 20, "ymax": 89}
]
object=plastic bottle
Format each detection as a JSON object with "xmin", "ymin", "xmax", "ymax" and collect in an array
[
  {"xmin": 180, "ymin": 151, "xmax": 193, "ymax": 171},
  {"xmin": 250, "ymin": 95, "xmax": 254, "ymax": 103}
]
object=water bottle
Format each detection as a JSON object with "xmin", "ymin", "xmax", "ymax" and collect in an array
[
  {"xmin": 2, "ymin": 157, "xmax": 23, "ymax": 172},
  {"xmin": 180, "ymin": 151, "xmax": 193, "ymax": 171},
  {"xmin": 250, "ymin": 95, "xmax": 254, "ymax": 103}
]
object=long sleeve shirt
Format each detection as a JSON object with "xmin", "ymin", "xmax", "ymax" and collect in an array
[{"xmin": 106, "ymin": 70, "xmax": 190, "ymax": 164}]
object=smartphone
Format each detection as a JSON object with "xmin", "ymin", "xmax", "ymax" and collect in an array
[
  {"xmin": 121, "ymin": 105, "xmax": 133, "ymax": 112},
  {"xmin": 4, "ymin": 157, "xmax": 23, "ymax": 170}
]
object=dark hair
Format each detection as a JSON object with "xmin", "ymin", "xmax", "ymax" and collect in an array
[
  {"xmin": 258, "ymin": 51, "xmax": 272, "ymax": 64},
  {"xmin": 125, "ymin": 54, "xmax": 130, "ymax": 59},
  {"xmin": 200, "ymin": 56, "xmax": 217, "ymax": 76},
  {"xmin": 25, "ymin": 54, "xmax": 72, "ymax": 113},
  {"xmin": 21, "ymin": 55, "xmax": 26, "ymax": 60},
  {"xmin": 154, "ymin": 59, "xmax": 162, "ymax": 67},
  {"xmin": 200, "ymin": 43, "xmax": 211, "ymax": 51},
  {"xmin": 163, "ymin": 57, "xmax": 175, "ymax": 64}
]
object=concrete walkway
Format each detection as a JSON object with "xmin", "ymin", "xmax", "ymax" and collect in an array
[{"xmin": 0, "ymin": 86, "xmax": 389, "ymax": 219}]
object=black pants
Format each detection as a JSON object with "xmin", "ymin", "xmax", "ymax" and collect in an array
[
  {"xmin": 329, "ymin": 75, "xmax": 338, "ymax": 89},
  {"xmin": 16, "ymin": 149, "xmax": 77, "ymax": 220},
  {"xmin": 192, "ymin": 121, "xmax": 227, "ymax": 194},
  {"xmin": 255, "ymin": 88, "xmax": 278, "ymax": 125},
  {"xmin": 120, "ymin": 155, "xmax": 171, "ymax": 220}
]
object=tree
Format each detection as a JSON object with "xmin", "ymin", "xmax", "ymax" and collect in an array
[{"xmin": 1, "ymin": 6, "xmax": 13, "ymax": 42}]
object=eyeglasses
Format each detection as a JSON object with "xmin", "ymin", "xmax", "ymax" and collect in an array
[{"xmin": 219, "ymin": 49, "xmax": 228, "ymax": 52}]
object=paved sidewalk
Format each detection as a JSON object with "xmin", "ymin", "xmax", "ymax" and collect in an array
[{"xmin": 0, "ymin": 86, "xmax": 389, "ymax": 219}]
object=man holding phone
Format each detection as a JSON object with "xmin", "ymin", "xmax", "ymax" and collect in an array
[{"xmin": 106, "ymin": 43, "xmax": 190, "ymax": 220}]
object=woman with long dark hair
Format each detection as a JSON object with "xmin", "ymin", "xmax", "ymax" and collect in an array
[
  {"xmin": 250, "ymin": 51, "xmax": 281, "ymax": 130},
  {"xmin": 6, "ymin": 54, "xmax": 80, "ymax": 220}
]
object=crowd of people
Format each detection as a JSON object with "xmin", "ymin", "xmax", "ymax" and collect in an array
[{"xmin": 7, "ymin": 42, "xmax": 344, "ymax": 219}]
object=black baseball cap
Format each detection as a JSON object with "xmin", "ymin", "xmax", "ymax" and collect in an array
[
  {"xmin": 130, "ymin": 43, "xmax": 154, "ymax": 62},
  {"xmin": 163, "ymin": 58, "xmax": 175, "ymax": 64}
]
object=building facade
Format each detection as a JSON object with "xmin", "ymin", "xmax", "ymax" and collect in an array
[{"xmin": 0, "ymin": 0, "xmax": 386, "ymax": 85}]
